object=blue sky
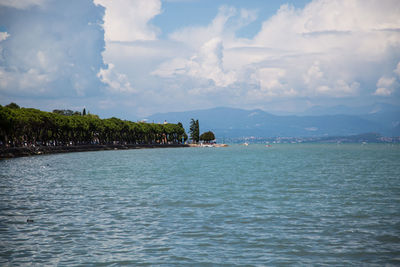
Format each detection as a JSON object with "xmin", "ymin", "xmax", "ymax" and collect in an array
[
  {"xmin": 0, "ymin": 0, "xmax": 399, "ymax": 120},
  {"xmin": 154, "ymin": 0, "xmax": 310, "ymax": 39}
]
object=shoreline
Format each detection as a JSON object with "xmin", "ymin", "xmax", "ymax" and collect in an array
[
  {"xmin": 0, "ymin": 144, "xmax": 189, "ymax": 159},
  {"xmin": 188, "ymin": 144, "xmax": 229, "ymax": 147}
]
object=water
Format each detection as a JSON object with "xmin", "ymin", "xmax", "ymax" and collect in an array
[{"xmin": 1, "ymin": 144, "xmax": 399, "ymax": 266}]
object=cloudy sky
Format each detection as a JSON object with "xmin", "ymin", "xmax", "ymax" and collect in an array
[{"xmin": 0, "ymin": 0, "xmax": 399, "ymax": 119}]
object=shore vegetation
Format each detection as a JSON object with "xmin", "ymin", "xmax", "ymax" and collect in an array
[
  {"xmin": 200, "ymin": 131, "xmax": 215, "ymax": 143},
  {"xmin": 189, "ymin": 118, "xmax": 200, "ymax": 143},
  {"xmin": 0, "ymin": 103, "xmax": 187, "ymax": 147}
]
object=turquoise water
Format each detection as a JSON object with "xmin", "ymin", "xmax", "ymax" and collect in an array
[{"xmin": 1, "ymin": 144, "xmax": 399, "ymax": 266}]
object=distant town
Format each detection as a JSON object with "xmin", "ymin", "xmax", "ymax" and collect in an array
[{"xmin": 221, "ymin": 133, "xmax": 400, "ymax": 144}]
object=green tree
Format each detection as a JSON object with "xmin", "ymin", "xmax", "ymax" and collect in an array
[
  {"xmin": 195, "ymin": 120, "xmax": 200, "ymax": 143},
  {"xmin": 53, "ymin": 109, "xmax": 75, "ymax": 116},
  {"xmin": 177, "ymin": 122, "xmax": 186, "ymax": 144},
  {"xmin": 5, "ymin": 102, "xmax": 20, "ymax": 109},
  {"xmin": 0, "ymin": 103, "xmax": 187, "ymax": 147},
  {"xmin": 82, "ymin": 108, "xmax": 86, "ymax": 116},
  {"xmin": 189, "ymin": 118, "xmax": 200, "ymax": 143},
  {"xmin": 200, "ymin": 131, "xmax": 215, "ymax": 143}
]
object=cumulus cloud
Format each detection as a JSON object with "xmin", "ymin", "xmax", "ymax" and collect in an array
[
  {"xmin": 374, "ymin": 77, "xmax": 396, "ymax": 96},
  {"xmin": 304, "ymin": 61, "xmax": 324, "ymax": 86},
  {"xmin": 94, "ymin": 0, "xmax": 162, "ymax": 95},
  {"xmin": 151, "ymin": 58, "xmax": 187, "ymax": 78},
  {"xmin": 152, "ymin": 6, "xmax": 258, "ymax": 90},
  {"xmin": 374, "ymin": 87, "xmax": 393, "ymax": 97},
  {"xmin": 0, "ymin": 0, "xmax": 105, "ymax": 97},
  {"xmin": 1, "ymin": 0, "xmax": 400, "ymax": 117},
  {"xmin": 149, "ymin": 0, "xmax": 400, "ymax": 110},
  {"xmin": 251, "ymin": 67, "xmax": 296, "ymax": 97},
  {"xmin": 246, "ymin": 0, "xmax": 399, "ymax": 100},
  {"xmin": 187, "ymin": 38, "xmax": 236, "ymax": 87},
  {"xmin": 0, "ymin": 31, "xmax": 9, "ymax": 41},
  {"xmin": 97, "ymin": 63, "xmax": 135, "ymax": 93},
  {"xmin": 56, "ymin": 0, "xmax": 399, "ymax": 115},
  {"xmin": 373, "ymin": 61, "xmax": 400, "ymax": 96},
  {"xmin": 168, "ymin": 4, "xmax": 257, "ymax": 47},
  {"xmin": 154, "ymin": 37, "xmax": 236, "ymax": 87},
  {"xmin": 93, "ymin": 0, "xmax": 161, "ymax": 42},
  {"xmin": 0, "ymin": 67, "xmax": 50, "ymax": 93}
]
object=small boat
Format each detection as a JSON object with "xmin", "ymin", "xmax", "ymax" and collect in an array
[
  {"xmin": 265, "ymin": 144, "xmax": 272, "ymax": 147},
  {"xmin": 200, "ymin": 143, "xmax": 214, "ymax": 147},
  {"xmin": 243, "ymin": 142, "xmax": 249, "ymax": 146}
]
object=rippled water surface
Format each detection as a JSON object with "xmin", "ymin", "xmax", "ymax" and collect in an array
[{"xmin": 1, "ymin": 144, "xmax": 400, "ymax": 266}]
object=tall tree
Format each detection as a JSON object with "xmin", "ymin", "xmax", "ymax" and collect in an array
[
  {"xmin": 195, "ymin": 120, "xmax": 200, "ymax": 143},
  {"xmin": 189, "ymin": 118, "xmax": 200, "ymax": 143},
  {"xmin": 189, "ymin": 119, "xmax": 195, "ymax": 143}
]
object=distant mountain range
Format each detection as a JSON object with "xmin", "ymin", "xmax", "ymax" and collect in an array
[{"xmin": 145, "ymin": 104, "xmax": 400, "ymax": 138}]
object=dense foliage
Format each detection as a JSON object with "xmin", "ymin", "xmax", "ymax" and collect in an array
[
  {"xmin": 0, "ymin": 103, "xmax": 188, "ymax": 147},
  {"xmin": 199, "ymin": 131, "xmax": 215, "ymax": 142},
  {"xmin": 189, "ymin": 118, "xmax": 200, "ymax": 143}
]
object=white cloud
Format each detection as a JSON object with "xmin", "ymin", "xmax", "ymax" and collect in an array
[
  {"xmin": 2, "ymin": 0, "xmax": 400, "ymax": 117},
  {"xmin": 169, "ymin": 6, "xmax": 237, "ymax": 49},
  {"xmin": 374, "ymin": 76, "xmax": 396, "ymax": 96},
  {"xmin": 154, "ymin": 37, "xmax": 236, "ymax": 87},
  {"xmin": 255, "ymin": 68, "xmax": 286, "ymax": 94},
  {"xmin": 0, "ymin": 0, "xmax": 47, "ymax": 9},
  {"xmin": 0, "ymin": 32, "xmax": 9, "ymax": 61},
  {"xmin": 304, "ymin": 61, "xmax": 323, "ymax": 86},
  {"xmin": 0, "ymin": 32, "xmax": 10, "ymax": 41},
  {"xmin": 373, "ymin": 61, "xmax": 400, "ymax": 96},
  {"xmin": 316, "ymin": 85, "xmax": 330, "ymax": 94},
  {"xmin": 83, "ymin": 0, "xmax": 400, "ymax": 114},
  {"xmin": 187, "ymin": 38, "xmax": 236, "ymax": 87},
  {"xmin": 0, "ymin": 1, "xmax": 105, "ymax": 98},
  {"xmin": 150, "ymin": 0, "xmax": 400, "ymax": 106},
  {"xmin": 97, "ymin": 63, "xmax": 135, "ymax": 93},
  {"xmin": 334, "ymin": 80, "xmax": 360, "ymax": 96},
  {"xmin": 374, "ymin": 87, "xmax": 393, "ymax": 97},
  {"xmin": 94, "ymin": 0, "xmax": 162, "ymax": 94},
  {"xmin": 394, "ymin": 61, "xmax": 400, "ymax": 77},
  {"xmin": 153, "ymin": 6, "xmax": 259, "ymax": 89},
  {"xmin": 151, "ymin": 58, "xmax": 187, "ymax": 78},
  {"xmin": 244, "ymin": 67, "xmax": 298, "ymax": 100},
  {"xmin": 0, "ymin": 66, "xmax": 51, "ymax": 94},
  {"xmin": 94, "ymin": 0, "xmax": 161, "ymax": 42}
]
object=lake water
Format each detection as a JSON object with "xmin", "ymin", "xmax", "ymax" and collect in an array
[{"xmin": 1, "ymin": 144, "xmax": 400, "ymax": 266}]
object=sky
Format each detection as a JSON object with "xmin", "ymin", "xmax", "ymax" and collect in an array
[{"xmin": 0, "ymin": 0, "xmax": 399, "ymax": 120}]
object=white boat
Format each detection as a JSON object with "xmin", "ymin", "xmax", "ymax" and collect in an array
[{"xmin": 200, "ymin": 143, "xmax": 214, "ymax": 147}]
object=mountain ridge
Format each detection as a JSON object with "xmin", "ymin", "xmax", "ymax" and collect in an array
[{"xmin": 145, "ymin": 105, "xmax": 400, "ymax": 138}]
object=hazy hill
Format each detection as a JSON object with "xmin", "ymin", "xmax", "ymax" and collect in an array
[
  {"xmin": 146, "ymin": 105, "xmax": 400, "ymax": 138},
  {"xmin": 300, "ymin": 103, "xmax": 400, "ymax": 116}
]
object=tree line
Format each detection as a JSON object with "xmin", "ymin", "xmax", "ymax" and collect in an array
[
  {"xmin": 0, "ymin": 103, "xmax": 188, "ymax": 147},
  {"xmin": 189, "ymin": 118, "xmax": 215, "ymax": 143}
]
